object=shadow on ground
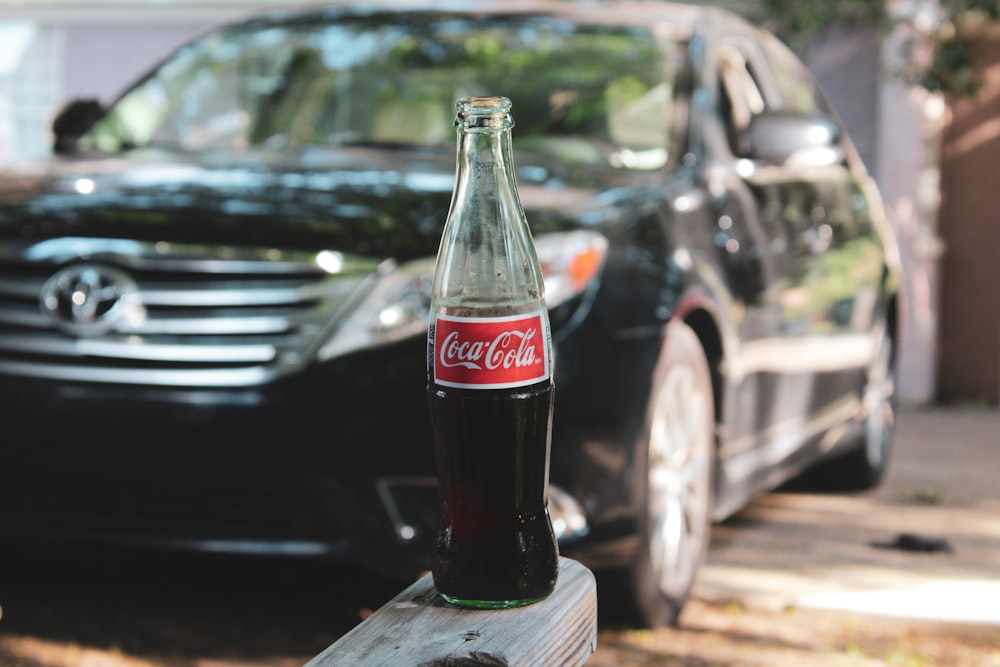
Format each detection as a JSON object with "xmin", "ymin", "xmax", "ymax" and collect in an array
[{"xmin": 0, "ymin": 546, "xmax": 408, "ymax": 666}]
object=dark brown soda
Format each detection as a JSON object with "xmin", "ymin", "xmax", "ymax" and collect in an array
[{"xmin": 427, "ymin": 380, "xmax": 559, "ymax": 607}]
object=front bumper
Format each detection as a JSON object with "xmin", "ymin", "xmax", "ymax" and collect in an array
[{"xmin": 0, "ymin": 339, "xmax": 439, "ymax": 574}]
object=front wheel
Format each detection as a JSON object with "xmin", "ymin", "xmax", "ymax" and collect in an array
[{"xmin": 613, "ymin": 320, "xmax": 715, "ymax": 627}]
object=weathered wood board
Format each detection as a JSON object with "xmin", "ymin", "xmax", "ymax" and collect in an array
[{"xmin": 306, "ymin": 557, "xmax": 598, "ymax": 666}]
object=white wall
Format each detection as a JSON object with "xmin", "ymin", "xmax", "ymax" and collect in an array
[
  {"xmin": 805, "ymin": 26, "xmax": 882, "ymax": 174},
  {"xmin": 0, "ymin": 1, "xmax": 301, "ymax": 162},
  {"xmin": 62, "ymin": 23, "xmax": 213, "ymax": 103},
  {"xmin": 0, "ymin": 21, "xmax": 60, "ymax": 162},
  {"xmin": 805, "ymin": 23, "xmax": 942, "ymax": 405}
]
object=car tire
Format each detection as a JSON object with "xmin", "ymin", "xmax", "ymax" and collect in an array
[
  {"xmin": 810, "ymin": 331, "xmax": 897, "ymax": 491},
  {"xmin": 611, "ymin": 319, "xmax": 715, "ymax": 627}
]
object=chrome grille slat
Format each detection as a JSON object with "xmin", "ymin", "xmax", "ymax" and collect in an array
[
  {"xmin": 0, "ymin": 359, "xmax": 276, "ymax": 386},
  {"xmin": 0, "ymin": 238, "xmax": 384, "ymax": 387},
  {"xmin": 0, "ymin": 308, "xmax": 48, "ymax": 328},
  {"xmin": 0, "ymin": 334, "xmax": 279, "ymax": 363},
  {"xmin": 0, "ymin": 277, "xmax": 45, "ymax": 298},
  {"xmin": 139, "ymin": 281, "xmax": 349, "ymax": 307},
  {"xmin": 123, "ymin": 315, "xmax": 294, "ymax": 336},
  {"xmin": 0, "ymin": 310, "xmax": 296, "ymax": 335}
]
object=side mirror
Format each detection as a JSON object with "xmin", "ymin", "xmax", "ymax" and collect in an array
[
  {"xmin": 746, "ymin": 111, "xmax": 843, "ymax": 166},
  {"xmin": 52, "ymin": 98, "xmax": 104, "ymax": 154}
]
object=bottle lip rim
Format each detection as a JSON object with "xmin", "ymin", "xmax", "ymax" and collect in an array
[
  {"xmin": 455, "ymin": 96, "xmax": 514, "ymax": 131},
  {"xmin": 456, "ymin": 96, "xmax": 512, "ymax": 115}
]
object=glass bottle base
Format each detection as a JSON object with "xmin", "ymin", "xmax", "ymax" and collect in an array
[{"xmin": 438, "ymin": 591, "xmax": 551, "ymax": 609}]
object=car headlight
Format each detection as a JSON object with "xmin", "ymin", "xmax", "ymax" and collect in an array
[
  {"xmin": 535, "ymin": 230, "xmax": 609, "ymax": 310},
  {"xmin": 317, "ymin": 230, "xmax": 608, "ymax": 361}
]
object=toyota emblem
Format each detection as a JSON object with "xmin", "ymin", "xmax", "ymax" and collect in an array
[{"xmin": 40, "ymin": 263, "xmax": 142, "ymax": 336}]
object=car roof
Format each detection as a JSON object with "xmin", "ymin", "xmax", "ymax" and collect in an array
[{"xmin": 228, "ymin": 1, "xmax": 744, "ymax": 40}]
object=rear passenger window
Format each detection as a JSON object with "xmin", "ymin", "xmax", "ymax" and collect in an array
[
  {"xmin": 717, "ymin": 45, "xmax": 765, "ymax": 157},
  {"xmin": 756, "ymin": 32, "xmax": 829, "ymax": 114}
]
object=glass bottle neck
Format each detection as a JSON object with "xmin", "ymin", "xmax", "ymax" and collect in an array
[
  {"xmin": 453, "ymin": 96, "xmax": 516, "ymax": 193},
  {"xmin": 456, "ymin": 126, "xmax": 515, "ymax": 191}
]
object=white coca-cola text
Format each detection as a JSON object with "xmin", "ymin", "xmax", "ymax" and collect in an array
[{"xmin": 439, "ymin": 328, "xmax": 539, "ymax": 371}]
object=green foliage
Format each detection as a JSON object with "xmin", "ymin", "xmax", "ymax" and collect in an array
[
  {"xmin": 923, "ymin": 0, "xmax": 1000, "ymax": 97},
  {"xmin": 758, "ymin": 0, "xmax": 885, "ymax": 47},
  {"xmin": 749, "ymin": 0, "xmax": 999, "ymax": 98},
  {"xmin": 942, "ymin": 0, "xmax": 1000, "ymax": 18},
  {"xmin": 920, "ymin": 37, "xmax": 982, "ymax": 97}
]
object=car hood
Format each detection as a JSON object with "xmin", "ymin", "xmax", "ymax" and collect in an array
[{"xmin": 0, "ymin": 146, "xmax": 619, "ymax": 262}]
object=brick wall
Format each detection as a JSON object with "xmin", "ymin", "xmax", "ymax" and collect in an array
[{"xmin": 937, "ymin": 35, "xmax": 1000, "ymax": 404}]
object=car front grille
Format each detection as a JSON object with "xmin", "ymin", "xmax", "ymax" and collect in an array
[{"xmin": 0, "ymin": 237, "xmax": 384, "ymax": 387}]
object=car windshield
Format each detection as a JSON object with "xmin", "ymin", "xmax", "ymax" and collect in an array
[{"xmin": 76, "ymin": 12, "xmax": 681, "ymax": 168}]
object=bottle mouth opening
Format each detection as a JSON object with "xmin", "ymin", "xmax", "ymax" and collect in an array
[{"xmin": 455, "ymin": 96, "xmax": 513, "ymax": 130}]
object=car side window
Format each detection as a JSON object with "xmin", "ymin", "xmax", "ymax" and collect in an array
[
  {"xmin": 716, "ymin": 45, "xmax": 765, "ymax": 157},
  {"xmin": 756, "ymin": 31, "xmax": 829, "ymax": 115}
]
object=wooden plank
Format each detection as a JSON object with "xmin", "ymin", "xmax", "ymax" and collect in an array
[{"xmin": 306, "ymin": 557, "xmax": 597, "ymax": 666}]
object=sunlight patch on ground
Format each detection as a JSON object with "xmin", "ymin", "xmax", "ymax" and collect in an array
[
  {"xmin": 0, "ymin": 636, "xmax": 157, "ymax": 667},
  {"xmin": 798, "ymin": 579, "xmax": 1000, "ymax": 625}
]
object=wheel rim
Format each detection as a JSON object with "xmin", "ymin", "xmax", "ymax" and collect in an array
[
  {"xmin": 863, "ymin": 335, "xmax": 896, "ymax": 468},
  {"xmin": 646, "ymin": 361, "xmax": 712, "ymax": 599}
]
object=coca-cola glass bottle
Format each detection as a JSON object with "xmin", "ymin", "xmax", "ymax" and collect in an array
[{"xmin": 427, "ymin": 96, "xmax": 559, "ymax": 608}]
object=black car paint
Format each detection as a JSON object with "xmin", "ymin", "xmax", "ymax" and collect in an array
[{"xmin": 0, "ymin": 145, "xmax": 665, "ymax": 570}]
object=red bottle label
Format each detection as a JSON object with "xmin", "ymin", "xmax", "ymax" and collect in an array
[{"xmin": 432, "ymin": 310, "xmax": 550, "ymax": 389}]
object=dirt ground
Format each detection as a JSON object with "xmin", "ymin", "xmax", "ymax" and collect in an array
[
  {"xmin": 593, "ymin": 598, "xmax": 999, "ymax": 667},
  {"xmin": 0, "ymin": 406, "xmax": 998, "ymax": 667}
]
